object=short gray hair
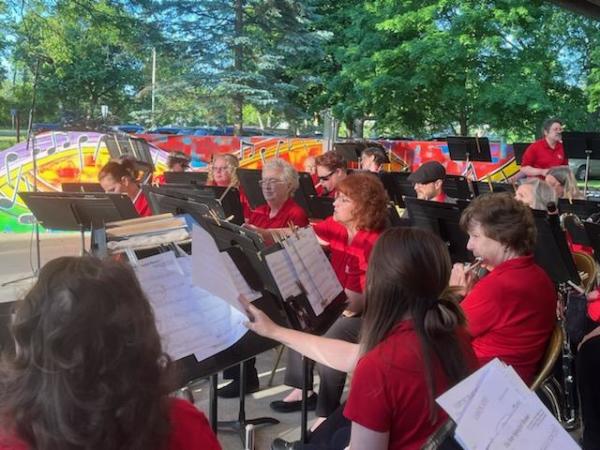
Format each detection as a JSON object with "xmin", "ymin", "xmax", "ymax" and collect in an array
[
  {"xmin": 262, "ymin": 158, "xmax": 300, "ymax": 193},
  {"xmin": 520, "ymin": 178, "xmax": 557, "ymax": 210}
]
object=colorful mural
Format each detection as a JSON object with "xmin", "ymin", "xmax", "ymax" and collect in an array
[{"xmin": 0, "ymin": 131, "xmax": 518, "ymax": 233}]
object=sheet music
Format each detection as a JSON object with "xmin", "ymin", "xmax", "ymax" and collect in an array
[
  {"xmin": 264, "ymin": 249, "xmax": 302, "ymax": 299},
  {"xmin": 191, "ymin": 224, "xmax": 260, "ymax": 315},
  {"xmin": 134, "ymin": 251, "xmax": 247, "ymax": 363},
  {"xmin": 437, "ymin": 358, "xmax": 579, "ymax": 450},
  {"xmin": 282, "ymin": 227, "xmax": 342, "ymax": 315}
]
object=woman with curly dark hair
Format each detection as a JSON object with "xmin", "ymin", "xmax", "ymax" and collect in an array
[
  {"xmin": 0, "ymin": 256, "xmax": 221, "ymax": 450},
  {"xmin": 270, "ymin": 172, "xmax": 389, "ymax": 427}
]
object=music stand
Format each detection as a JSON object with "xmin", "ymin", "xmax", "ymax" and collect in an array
[
  {"xmin": 164, "ymin": 171, "xmax": 208, "ymax": 185},
  {"xmin": 18, "ymin": 192, "xmax": 138, "ymax": 254},
  {"xmin": 104, "ymin": 133, "xmax": 155, "ymax": 184},
  {"xmin": 473, "ymin": 180, "xmax": 515, "ymax": 196},
  {"xmin": 443, "ymin": 174, "xmax": 472, "ymax": 200},
  {"xmin": 378, "ymin": 171, "xmax": 416, "ymax": 208},
  {"xmin": 512, "ymin": 142, "xmax": 531, "ymax": 166},
  {"xmin": 447, "ymin": 136, "xmax": 492, "ymax": 180},
  {"xmin": 583, "ymin": 222, "xmax": 600, "ymax": 264},
  {"xmin": 531, "ymin": 209, "xmax": 580, "ymax": 287},
  {"xmin": 562, "ymin": 131, "xmax": 600, "ymax": 197},
  {"xmin": 404, "ymin": 197, "xmax": 471, "ymax": 263},
  {"xmin": 236, "ymin": 168, "xmax": 266, "ymax": 210},
  {"xmin": 61, "ymin": 182, "xmax": 103, "ymax": 193},
  {"xmin": 558, "ymin": 198, "xmax": 600, "ymax": 220},
  {"xmin": 296, "ymin": 172, "xmax": 334, "ymax": 219}
]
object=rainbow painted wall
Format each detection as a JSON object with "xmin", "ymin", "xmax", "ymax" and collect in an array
[{"xmin": 0, "ymin": 131, "xmax": 518, "ymax": 233}]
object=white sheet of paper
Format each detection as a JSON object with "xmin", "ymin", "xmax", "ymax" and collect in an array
[
  {"xmin": 190, "ymin": 224, "xmax": 251, "ymax": 314},
  {"xmin": 264, "ymin": 249, "xmax": 302, "ymax": 299},
  {"xmin": 221, "ymin": 252, "xmax": 261, "ymax": 302},
  {"xmin": 439, "ymin": 358, "xmax": 580, "ymax": 450},
  {"xmin": 134, "ymin": 252, "xmax": 247, "ymax": 362}
]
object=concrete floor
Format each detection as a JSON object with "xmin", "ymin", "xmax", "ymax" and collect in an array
[{"xmin": 0, "ymin": 232, "xmax": 330, "ymax": 450}]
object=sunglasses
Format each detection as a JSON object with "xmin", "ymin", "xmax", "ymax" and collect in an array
[{"xmin": 318, "ymin": 171, "xmax": 335, "ymax": 182}]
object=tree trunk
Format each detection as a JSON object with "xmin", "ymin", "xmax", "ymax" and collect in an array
[
  {"xmin": 459, "ymin": 112, "xmax": 468, "ymax": 136},
  {"xmin": 233, "ymin": 0, "xmax": 244, "ymax": 136},
  {"xmin": 352, "ymin": 118, "xmax": 364, "ymax": 138}
]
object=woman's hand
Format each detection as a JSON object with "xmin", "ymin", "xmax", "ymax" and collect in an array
[
  {"xmin": 450, "ymin": 263, "xmax": 476, "ymax": 296},
  {"xmin": 242, "ymin": 300, "xmax": 281, "ymax": 339}
]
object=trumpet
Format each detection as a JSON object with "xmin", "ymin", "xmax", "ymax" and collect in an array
[{"xmin": 464, "ymin": 256, "xmax": 483, "ymax": 274}]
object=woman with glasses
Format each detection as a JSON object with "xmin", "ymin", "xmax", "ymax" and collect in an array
[
  {"xmin": 218, "ymin": 158, "xmax": 308, "ymax": 399},
  {"xmin": 206, "ymin": 153, "xmax": 252, "ymax": 219},
  {"xmin": 270, "ymin": 173, "xmax": 389, "ymax": 429},
  {"xmin": 315, "ymin": 151, "xmax": 348, "ymax": 197}
]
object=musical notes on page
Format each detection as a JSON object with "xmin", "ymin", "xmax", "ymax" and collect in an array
[
  {"xmin": 436, "ymin": 358, "xmax": 579, "ymax": 450},
  {"xmin": 191, "ymin": 224, "xmax": 261, "ymax": 316},
  {"xmin": 134, "ymin": 251, "xmax": 247, "ymax": 363}
]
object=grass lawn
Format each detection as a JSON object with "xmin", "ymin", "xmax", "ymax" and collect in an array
[{"xmin": 0, "ymin": 129, "xmax": 18, "ymax": 151}]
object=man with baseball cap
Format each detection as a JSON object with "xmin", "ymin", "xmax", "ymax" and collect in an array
[{"xmin": 407, "ymin": 160, "xmax": 453, "ymax": 203}]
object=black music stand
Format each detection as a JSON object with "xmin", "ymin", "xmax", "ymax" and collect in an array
[
  {"xmin": 583, "ymin": 222, "xmax": 600, "ymax": 264},
  {"xmin": 473, "ymin": 180, "xmax": 515, "ymax": 196},
  {"xmin": 61, "ymin": 182, "xmax": 103, "ymax": 193},
  {"xmin": 558, "ymin": 198, "xmax": 600, "ymax": 220},
  {"xmin": 297, "ymin": 172, "xmax": 334, "ymax": 219},
  {"xmin": 447, "ymin": 136, "xmax": 492, "ymax": 180},
  {"xmin": 237, "ymin": 168, "xmax": 266, "ymax": 210},
  {"xmin": 404, "ymin": 197, "xmax": 471, "ymax": 263},
  {"xmin": 531, "ymin": 209, "xmax": 580, "ymax": 287},
  {"xmin": 18, "ymin": 191, "xmax": 138, "ymax": 254},
  {"xmin": 164, "ymin": 171, "xmax": 208, "ymax": 185},
  {"xmin": 562, "ymin": 131, "xmax": 600, "ymax": 197},
  {"xmin": 378, "ymin": 171, "xmax": 416, "ymax": 208},
  {"xmin": 512, "ymin": 142, "xmax": 531, "ymax": 166},
  {"xmin": 443, "ymin": 174, "xmax": 472, "ymax": 200}
]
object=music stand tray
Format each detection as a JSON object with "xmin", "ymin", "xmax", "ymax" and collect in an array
[
  {"xmin": 447, "ymin": 136, "xmax": 492, "ymax": 180},
  {"xmin": 237, "ymin": 168, "xmax": 266, "ymax": 210},
  {"xmin": 61, "ymin": 182, "xmax": 104, "ymax": 193},
  {"xmin": 164, "ymin": 171, "xmax": 208, "ymax": 185},
  {"xmin": 511, "ymin": 142, "xmax": 531, "ymax": 166},
  {"xmin": 562, "ymin": 132, "xmax": 600, "ymax": 196}
]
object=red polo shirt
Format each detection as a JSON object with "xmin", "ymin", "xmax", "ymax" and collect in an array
[
  {"xmin": 461, "ymin": 255, "xmax": 557, "ymax": 385},
  {"xmin": 312, "ymin": 217, "xmax": 381, "ymax": 293},
  {"xmin": 344, "ymin": 321, "xmax": 476, "ymax": 450},
  {"xmin": 521, "ymin": 138, "xmax": 568, "ymax": 169},
  {"xmin": 133, "ymin": 190, "xmax": 152, "ymax": 217},
  {"xmin": 247, "ymin": 198, "xmax": 308, "ymax": 229}
]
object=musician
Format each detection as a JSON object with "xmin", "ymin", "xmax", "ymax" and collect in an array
[
  {"xmin": 515, "ymin": 178, "xmax": 557, "ymax": 210},
  {"xmin": 153, "ymin": 151, "xmax": 191, "ymax": 185},
  {"xmin": 206, "ymin": 153, "xmax": 252, "ymax": 219},
  {"xmin": 247, "ymin": 158, "xmax": 309, "ymax": 230},
  {"xmin": 545, "ymin": 166, "xmax": 583, "ymax": 200},
  {"xmin": 520, "ymin": 118, "xmax": 567, "ymax": 177},
  {"xmin": 98, "ymin": 159, "xmax": 152, "ymax": 217},
  {"xmin": 218, "ymin": 158, "xmax": 308, "ymax": 399},
  {"xmin": 360, "ymin": 147, "xmax": 387, "ymax": 173},
  {"xmin": 408, "ymin": 160, "xmax": 454, "ymax": 203},
  {"xmin": 304, "ymin": 155, "xmax": 323, "ymax": 195},
  {"xmin": 0, "ymin": 256, "xmax": 221, "ymax": 450},
  {"xmin": 247, "ymin": 228, "xmax": 476, "ymax": 450},
  {"xmin": 315, "ymin": 151, "xmax": 348, "ymax": 198},
  {"xmin": 270, "ymin": 173, "xmax": 388, "ymax": 427},
  {"xmin": 450, "ymin": 193, "xmax": 557, "ymax": 385}
]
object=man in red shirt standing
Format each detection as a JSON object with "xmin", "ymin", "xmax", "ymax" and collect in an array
[{"xmin": 520, "ymin": 118, "xmax": 567, "ymax": 177}]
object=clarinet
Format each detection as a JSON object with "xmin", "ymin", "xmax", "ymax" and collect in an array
[{"xmin": 558, "ymin": 286, "xmax": 580, "ymax": 430}]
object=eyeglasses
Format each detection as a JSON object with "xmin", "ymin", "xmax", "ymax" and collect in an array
[
  {"xmin": 258, "ymin": 178, "xmax": 286, "ymax": 187},
  {"xmin": 318, "ymin": 171, "xmax": 335, "ymax": 182}
]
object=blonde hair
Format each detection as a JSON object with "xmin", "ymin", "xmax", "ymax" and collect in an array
[
  {"xmin": 520, "ymin": 178, "xmax": 557, "ymax": 210},
  {"xmin": 207, "ymin": 154, "xmax": 239, "ymax": 186},
  {"xmin": 546, "ymin": 166, "xmax": 583, "ymax": 200}
]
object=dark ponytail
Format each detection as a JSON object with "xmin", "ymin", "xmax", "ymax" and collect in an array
[
  {"xmin": 361, "ymin": 228, "xmax": 472, "ymax": 420},
  {"xmin": 98, "ymin": 158, "xmax": 139, "ymax": 182}
]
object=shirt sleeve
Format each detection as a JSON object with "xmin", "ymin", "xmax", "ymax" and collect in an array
[
  {"xmin": 520, "ymin": 143, "xmax": 535, "ymax": 167},
  {"xmin": 169, "ymin": 399, "xmax": 222, "ymax": 450},
  {"xmin": 291, "ymin": 206, "xmax": 309, "ymax": 227},
  {"xmin": 461, "ymin": 284, "xmax": 499, "ymax": 338},
  {"xmin": 344, "ymin": 355, "xmax": 392, "ymax": 432},
  {"xmin": 313, "ymin": 217, "xmax": 336, "ymax": 244}
]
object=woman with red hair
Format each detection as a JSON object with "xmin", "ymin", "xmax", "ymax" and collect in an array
[{"xmin": 270, "ymin": 173, "xmax": 389, "ymax": 428}]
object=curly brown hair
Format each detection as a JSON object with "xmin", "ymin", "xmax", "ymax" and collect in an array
[
  {"xmin": 0, "ymin": 256, "xmax": 173, "ymax": 450},
  {"xmin": 460, "ymin": 192, "xmax": 536, "ymax": 255},
  {"xmin": 315, "ymin": 150, "xmax": 346, "ymax": 172},
  {"xmin": 337, "ymin": 172, "xmax": 389, "ymax": 231}
]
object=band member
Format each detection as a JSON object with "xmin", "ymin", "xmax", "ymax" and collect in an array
[
  {"xmin": 545, "ymin": 166, "xmax": 583, "ymax": 200},
  {"xmin": 315, "ymin": 151, "xmax": 348, "ymax": 198},
  {"xmin": 408, "ymin": 160, "xmax": 454, "ymax": 202},
  {"xmin": 450, "ymin": 193, "xmax": 557, "ymax": 385},
  {"xmin": 99, "ymin": 159, "xmax": 152, "ymax": 217},
  {"xmin": 270, "ymin": 173, "xmax": 388, "ymax": 427},
  {"xmin": 153, "ymin": 151, "xmax": 191, "ymax": 185},
  {"xmin": 515, "ymin": 178, "xmax": 557, "ymax": 210},
  {"xmin": 0, "ymin": 256, "xmax": 221, "ymax": 450},
  {"xmin": 247, "ymin": 228, "xmax": 476, "ymax": 450},
  {"xmin": 206, "ymin": 153, "xmax": 252, "ymax": 219},
  {"xmin": 360, "ymin": 147, "xmax": 387, "ymax": 173},
  {"xmin": 303, "ymin": 155, "xmax": 323, "ymax": 195},
  {"xmin": 520, "ymin": 118, "xmax": 567, "ymax": 178}
]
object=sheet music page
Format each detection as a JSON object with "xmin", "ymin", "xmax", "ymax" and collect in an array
[
  {"xmin": 443, "ymin": 358, "xmax": 579, "ymax": 450},
  {"xmin": 282, "ymin": 227, "xmax": 342, "ymax": 315},
  {"xmin": 221, "ymin": 252, "xmax": 261, "ymax": 302},
  {"xmin": 264, "ymin": 249, "xmax": 302, "ymax": 299},
  {"xmin": 190, "ymin": 224, "xmax": 248, "ymax": 315},
  {"xmin": 134, "ymin": 252, "xmax": 247, "ymax": 363}
]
